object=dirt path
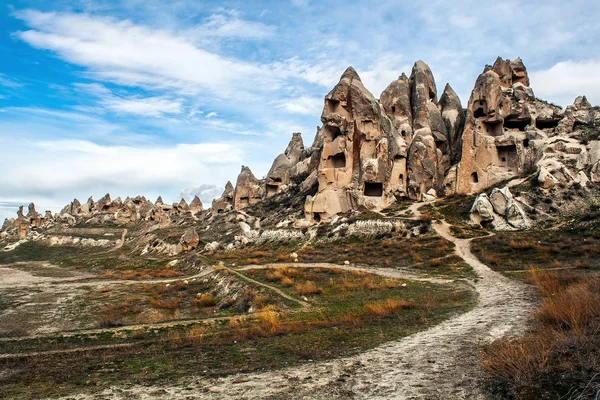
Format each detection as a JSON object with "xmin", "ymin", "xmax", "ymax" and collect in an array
[
  {"xmin": 61, "ymin": 204, "xmax": 535, "ymax": 400},
  {"xmin": 238, "ymin": 262, "xmax": 456, "ymax": 285}
]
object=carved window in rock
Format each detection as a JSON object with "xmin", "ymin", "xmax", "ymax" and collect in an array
[
  {"xmin": 239, "ymin": 196, "xmax": 250, "ymax": 206},
  {"xmin": 473, "ymin": 100, "xmax": 487, "ymax": 118},
  {"xmin": 266, "ymin": 184, "xmax": 279, "ymax": 196},
  {"xmin": 483, "ymin": 121, "xmax": 503, "ymax": 137},
  {"xmin": 503, "ymin": 118, "xmax": 529, "ymax": 132},
  {"xmin": 535, "ymin": 118, "xmax": 559, "ymax": 130},
  {"xmin": 327, "ymin": 125, "xmax": 343, "ymax": 141},
  {"xmin": 496, "ymin": 144, "xmax": 518, "ymax": 168},
  {"xmin": 471, "ymin": 172, "xmax": 479, "ymax": 183},
  {"xmin": 327, "ymin": 153, "xmax": 346, "ymax": 168},
  {"xmin": 326, "ymin": 99, "xmax": 340, "ymax": 113},
  {"xmin": 364, "ymin": 181, "xmax": 383, "ymax": 197}
]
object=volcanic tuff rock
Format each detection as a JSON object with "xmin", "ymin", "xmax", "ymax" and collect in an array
[
  {"xmin": 212, "ymin": 181, "xmax": 235, "ymax": 215},
  {"xmin": 266, "ymin": 132, "xmax": 306, "ymax": 197},
  {"xmin": 233, "ymin": 166, "xmax": 265, "ymax": 210},
  {"xmin": 2, "ymin": 56, "xmax": 599, "ymax": 237}
]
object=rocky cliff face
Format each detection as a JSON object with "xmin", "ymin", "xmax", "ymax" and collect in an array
[
  {"xmin": 2, "ymin": 56, "xmax": 598, "ymax": 237},
  {"xmin": 448, "ymin": 57, "xmax": 596, "ymax": 196}
]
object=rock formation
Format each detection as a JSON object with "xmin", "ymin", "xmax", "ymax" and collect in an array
[
  {"xmin": 265, "ymin": 133, "xmax": 305, "ymax": 197},
  {"xmin": 448, "ymin": 57, "xmax": 595, "ymax": 195},
  {"xmin": 303, "ymin": 61, "xmax": 465, "ymax": 222},
  {"xmin": 2, "ymin": 56, "xmax": 598, "ymax": 235},
  {"xmin": 233, "ymin": 166, "xmax": 264, "ymax": 210},
  {"xmin": 212, "ymin": 181, "xmax": 235, "ymax": 215},
  {"xmin": 189, "ymin": 196, "xmax": 204, "ymax": 212}
]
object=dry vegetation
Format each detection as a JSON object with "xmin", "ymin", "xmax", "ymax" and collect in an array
[
  {"xmin": 482, "ymin": 269, "xmax": 600, "ymax": 399},
  {"xmin": 471, "ymin": 230, "xmax": 600, "ymax": 273},
  {"xmin": 0, "ymin": 266, "xmax": 474, "ymax": 399}
]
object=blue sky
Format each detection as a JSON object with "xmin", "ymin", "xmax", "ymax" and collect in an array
[{"xmin": 1, "ymin": 0, "xmax": 599, "ymax": 220}]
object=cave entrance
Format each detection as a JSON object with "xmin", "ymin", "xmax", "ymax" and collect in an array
[
  {"xmin": 326, "ymin": 99, "xmax": 340, "ymax": 113},
  {"xmin": 327, "ymin": 152, "xmax": 346, "ymax": 168},
  {"xmin": 313, "ymin": 213, "xmax": 321, "ymax": 223},
  {"xmin": 483, "ymin": 120, "xmax": 503, "ymax": 136},
  {"xmin": 266, "ymin": 184, "xmax": 279, "ymax": 196},
  {"xmin": 496, "ymin": 144, "xmax": 518, "ymax": 167},
  {"xmin": 327, "ymin": 125, "xmax": 343, "ymax": 141},
  {"xmin": 473, "ymin": 100, "xmax": 488, "ymax": 118},
  {"xmin": 471, "ymin": 172, "xmax": 479, "ymax": 183},
  {"xmin": 535, "ymin": 118, "xmax": 559, "ymax": 130},
  {"xmin": 503, "ymin": 118, "xmax": 529, "ymax": 131},
  {"xmin": 364, "ymin": 181, "xmax": 383, "ymax": 197},
  {"xmin": 239, "ymin": 197, "xmax": 249, "ymax": 207}
]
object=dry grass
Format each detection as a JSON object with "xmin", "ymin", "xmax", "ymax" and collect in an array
[
  {"xmin": 364, "ymin": 298, "xmax": 414, "ymax": 317},
  {"xmin": 184, "ymin": 325, "xmax": 207, "ymax": 344},
  {"xmin": 479, "ymin": 250, "xmax": 501, "ymax": 265},
  {"xmin": 509, "ymin": 239, "xmax": 538, "ymax": 251},
  {"xmin": 294, "ymin": 281, "xmax": 323, "ymax": 296},
  {"xmin": 280, "ymin": 277, "xmax": 294, "ymax": 287},
  {"xmin": 149, "ymin": 297, "xmax": 181, "ymax": 310},
  {"xmin": 482, "ymin": 269, "xmax": 600, "ymax": 399},
  {"xmin": 535, "ymin": 281, "xmax": 600, "ymax": 337},
  {"xmin": 195, "ymin": 293, "xmax": 216, "ymax": 307}
]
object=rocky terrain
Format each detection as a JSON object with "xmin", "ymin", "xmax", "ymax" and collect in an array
[{"xmin": 1, "ymin": 57, "xmax": 599, "ymax": 400}]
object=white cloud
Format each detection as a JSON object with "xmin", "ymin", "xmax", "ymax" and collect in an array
[
  {"xmin": 190, "ymin": 12, "xmax": 276, "ymax": 40},
  {"xmin": 275, "ymin": 95, "xmax": 322, "ymax": 115},
  {"xmin": 177, "ymin": 184, "xmax": 224, "ymax": 205},
  {"xmin": 13, "ymin": 10, "xmax": 297, "ymax": 99},
  {"xmin": 530, "ymin": 60, "xmax": 600, "ymax": 107},
  {"xmin": 0, "ymin": 74, "xmax": 23, "ymax": 88},
  {"xmin": 104, "ymin": 96, "xmax": 183, "ymax": 117},
  {"xmin": 0, "ymin": 137, "xmax": 244, "ymax": 199},
  {"xmin": 205, "ymin": 111, "xmax": 218, "ymax": 118}
]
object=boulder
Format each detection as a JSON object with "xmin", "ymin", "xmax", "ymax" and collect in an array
[
  {"xmin": 489, "ymin": 187, "xmax": 513, "ymax": 215},
  {"xmin": 506, "ymin": 200, "xmax": 530, "ymax": 229},
  {"xmin": 470, "ymin": 193, "xmax": 495, "ymax": 224},
  {"xmin": 180, "ymin": 228, "xmax": 199, "ymax": 251}
]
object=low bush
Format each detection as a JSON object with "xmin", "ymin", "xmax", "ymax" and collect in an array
[{"xmin": 482, "ymin": 269, "xmax": 600, "ymax": 399}]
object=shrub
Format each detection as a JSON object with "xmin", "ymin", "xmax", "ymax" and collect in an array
[
  {"xmin": 184, "ymin": 325, "xmax": 207, "ymax": 344},
  {"xmin": 196, "ymin": 293, "xmax": 216, "ymax": 307},
  {"xmin": 365, "ymin": 298, "xmax": 414, "ymax": 317},
  {"xmin": 295, "ymin": 281, "xmax": 323, "ymax": 296},
  {"xmin": 482, "ymin": 271, "xmax": 600, "ymax": 399}
]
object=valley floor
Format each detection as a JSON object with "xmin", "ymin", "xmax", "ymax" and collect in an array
[{"xmin": 0, "ymin": 203, "xmax": 538, "ymax": 399}]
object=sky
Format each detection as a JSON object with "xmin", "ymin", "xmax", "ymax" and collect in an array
[{"xmin": 1, "ymin": 0, "xmax": 599, "ymax": 221}]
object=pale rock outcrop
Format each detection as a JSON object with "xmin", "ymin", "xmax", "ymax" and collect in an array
[
  {"xmin": 407, "ymin": 61, "xmax": 450, "ymax": 200},
  {"xmin": 470, "ymin": 186, "xmax": 530, "ymax": 230},
  {"xmin": 439, "ymin": 84, "xmax": 466, "ymax": 164},
  {"xmin": 266, "ymin": 133, "xmax": 305, "ymax": 197},
  {"xmin": 489, "ymin": 187, "xmax": 512, "ymax": 215},
  {"xmin": 177, "ymin": 198, "xmax": 190, "ymax": 213},
  {"xmin": 506, "ymin": 200, "xmax": 530, "ymax": 229},
  {"xmin": 305, "ymin": 67, "xmax": 395, "ymax": 222},
  {"xmin": 96, "ymin": 194, "xmax": 113, "ymax": 212},
  {"xmin": 469, "ymin": 193, "xmax": 495, "ymax": 224},
  {"xmin": 180, "ymin": 228, "xmax": 199, "ymax": 251},
  {"xmin": 452, "ymin": 58, "xmax": 536, "ymax": 195},
  {"xmin": 189, "ymin": 196, "xmax": 204, "ymax": 212},
  {"xmin": 212, "ymin": 182, "xmax": 235, "ymax": 215},
  {"xmin": 537, "ymin": 167, "xmax": 557, "ymax": 189},
  {"xmin": 233, "ymin": 166, "xmax": 264, "ymax": 210}
]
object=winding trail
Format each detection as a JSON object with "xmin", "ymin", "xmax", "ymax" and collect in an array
[{"xmin": 62, "ymin": 202, "xmax": 535, "ymax": 400}]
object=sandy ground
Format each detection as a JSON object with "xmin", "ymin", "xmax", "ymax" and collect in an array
[{"xmin": 52, "ymin": 204, "xmax": 536, "ymax": 400}]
